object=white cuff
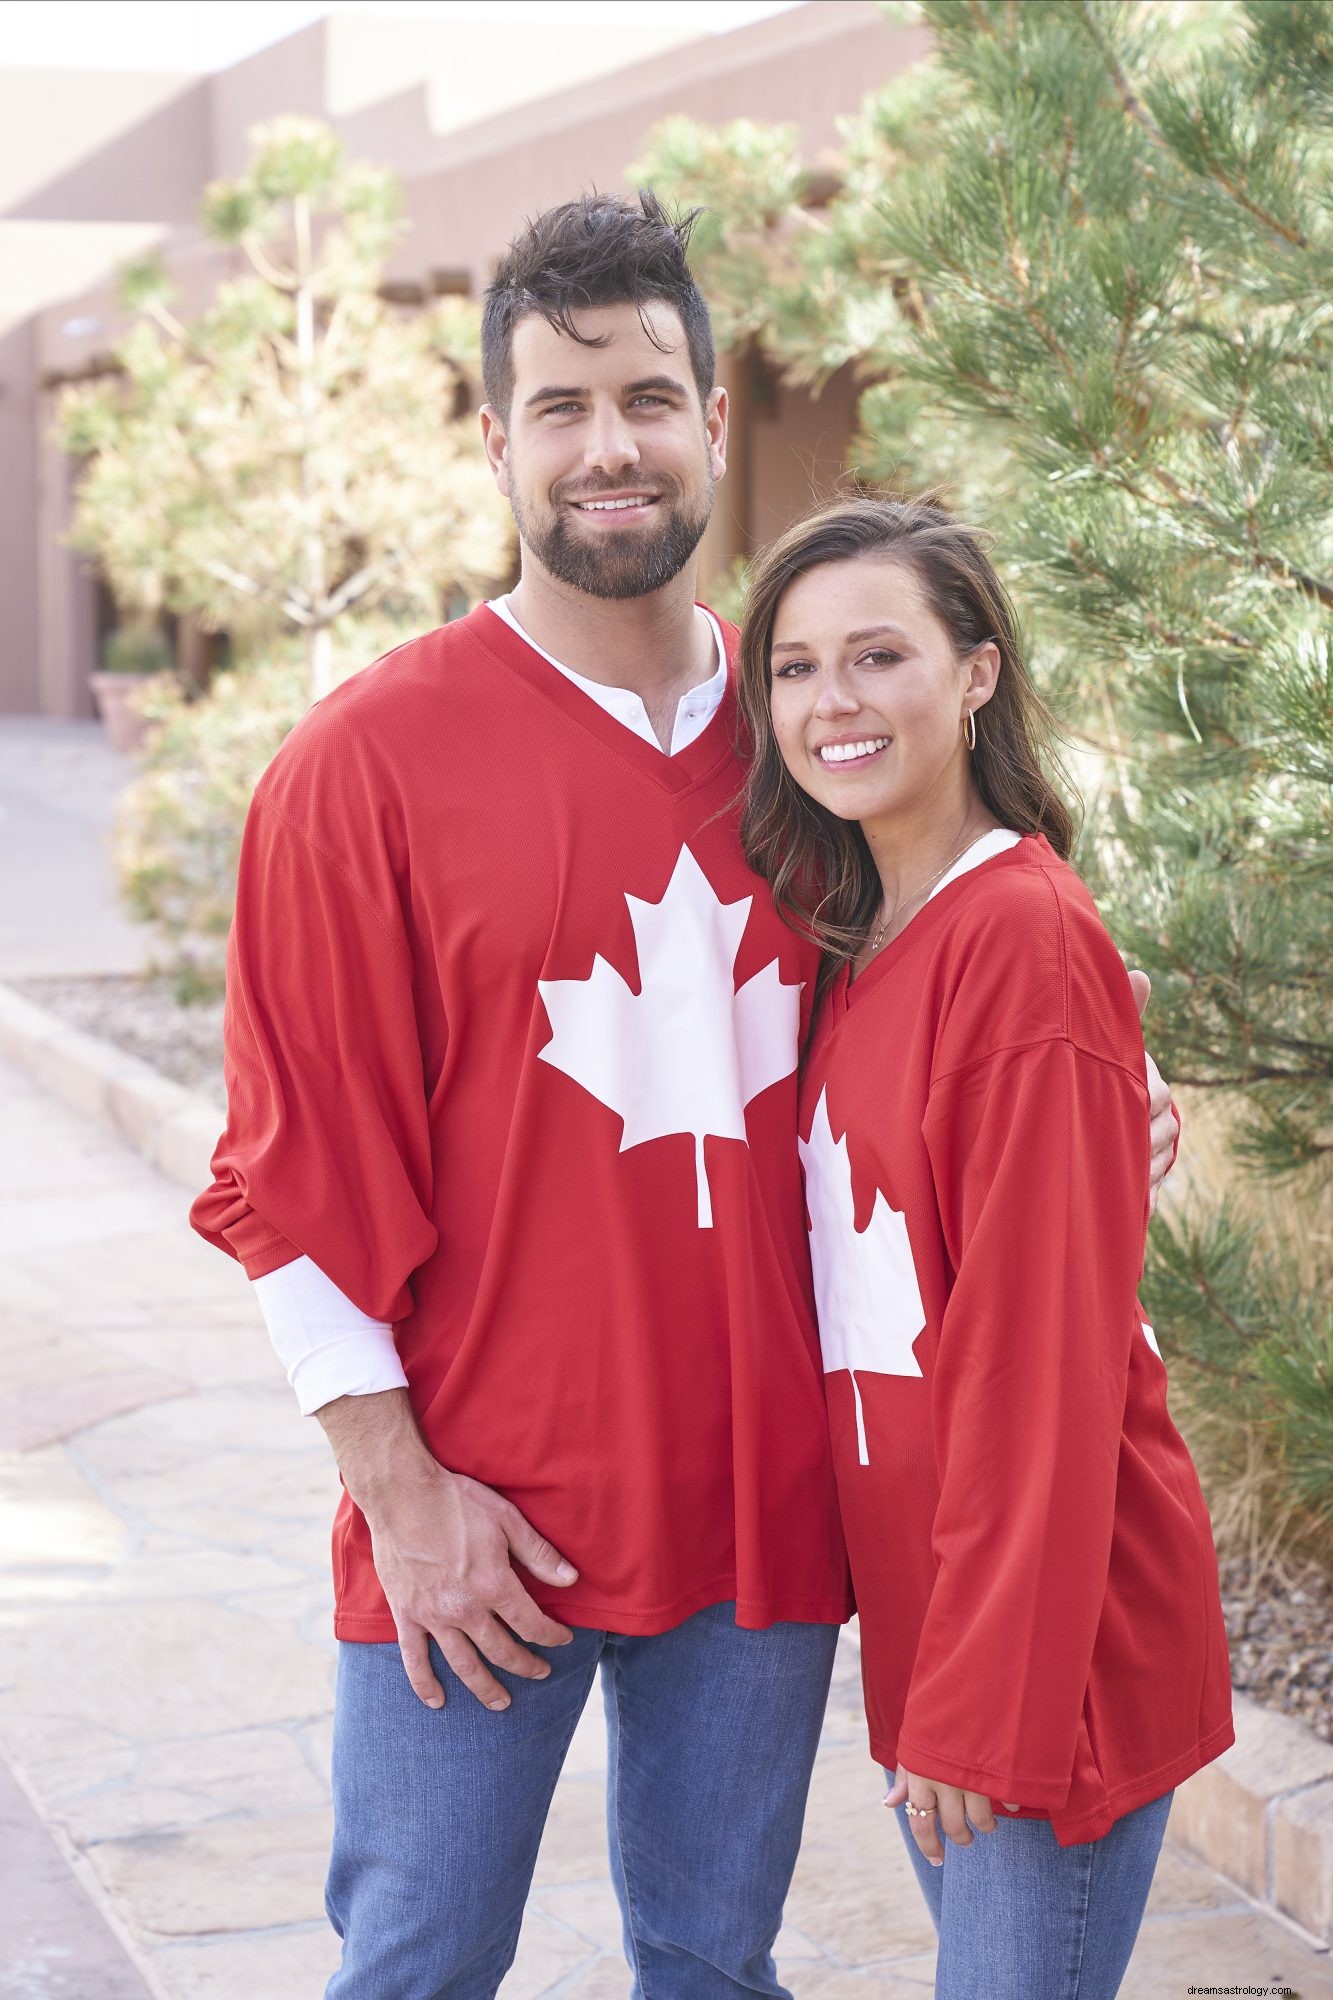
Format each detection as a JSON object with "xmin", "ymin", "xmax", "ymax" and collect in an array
[
  {"xmin": 252, "ymin": 1255, "xmax": 409, "ymax": 1416},
  {"xmin": 287, "ymin": 1325, "xmax": 409, "ymax": 1417}
]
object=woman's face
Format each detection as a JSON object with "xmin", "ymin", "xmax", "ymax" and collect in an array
[{"xmin": 767, "ymin": 554, "xmax": 997, "ymax": 829}]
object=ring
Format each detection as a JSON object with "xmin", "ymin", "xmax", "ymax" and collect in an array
[{"xmin": 903, "ymin": 1801, "xmax": 937, "ymax": 1818}]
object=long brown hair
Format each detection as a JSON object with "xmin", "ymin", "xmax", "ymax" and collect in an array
[{"xmin": 737, "ymin": 495, "xmax": 1077, "ymax": 1001}]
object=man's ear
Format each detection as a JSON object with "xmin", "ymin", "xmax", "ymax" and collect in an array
[
  {"xmin": 479, "ymin": 405, "xmax": 511, "ymax": 498},
  {"xmin": 706, "ymin": 385, "xmax": 728, "ymax": 484}
]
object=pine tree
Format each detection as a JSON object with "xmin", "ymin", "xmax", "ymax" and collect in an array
[
  {"xmin": 59, "ymin": 117, "xmax": 513, "ymax": 702},
  {"xmin": 638, "ymin": 0, "xmax": 1333, "ymax": 1554}
]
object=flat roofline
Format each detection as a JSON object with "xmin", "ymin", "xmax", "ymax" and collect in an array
[{"xmin": 393, "ymin": 1, "xmax": 909, "ymax": 185}]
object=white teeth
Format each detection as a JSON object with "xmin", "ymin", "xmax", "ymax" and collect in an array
[
  {"xmin": 575, "ymin": 497, "xmax": 654, "ymax": 511},
  {"xmin": 818, "ymin": 738, "xmax": 890, "ymax": 764}
]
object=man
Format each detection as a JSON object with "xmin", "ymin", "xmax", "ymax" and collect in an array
[{"xmin": 192, "ymin": 192, "xmax": 1179, "ymax": 1999}]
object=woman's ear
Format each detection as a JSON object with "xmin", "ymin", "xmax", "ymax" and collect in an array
[{"xmin": 966, "ymin": 639, "xmax": 1002, "ymax": 715}]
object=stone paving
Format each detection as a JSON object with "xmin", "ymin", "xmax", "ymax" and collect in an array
[{"xmin": 2, "ymin": 1050, "xmax": 1332, "ymax": 1999}]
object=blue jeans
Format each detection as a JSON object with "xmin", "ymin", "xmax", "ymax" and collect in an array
[
  {"xmin": 326, "ymin": 1604, "xmax": 840, "ymax": 1999},
  {"xmin": 892, "ymin": 1782, "xmax": 1173, "ymax": 1998}
]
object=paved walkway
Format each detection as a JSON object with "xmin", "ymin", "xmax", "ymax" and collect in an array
[{"xmin": 0, "ymin": 719, "xmax": 150, "ymax": 977}]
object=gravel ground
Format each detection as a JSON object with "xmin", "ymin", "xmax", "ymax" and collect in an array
[
  {"xmin": 1221, "ymin": 1553, "xmax": 1332, "ymax": 1743},
  {"xmin": 11, "ymin": 972, "xmax": 225, "ymax": 1099},
  {"xmin": 10, "ymin": 972, "xmax": 1333, "ymax": 1746}
]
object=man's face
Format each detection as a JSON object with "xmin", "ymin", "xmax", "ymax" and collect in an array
[{"xmin": 481, "ymin": 301, "xmax": 727, "ymax": 601}]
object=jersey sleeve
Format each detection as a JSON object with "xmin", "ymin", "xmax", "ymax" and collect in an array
[
  {"xmin": 189, "ymin": 793, "xmax": 438, "ymax": 1325},
  {"xmin": 898, "ymin": 1027, "xmax": 1152, "ymax": 1809}
]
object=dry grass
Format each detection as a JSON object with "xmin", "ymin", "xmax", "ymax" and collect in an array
[{"xmin": 1161, "ymin": 1086, "xmax": 1332, "ymax": 1583}]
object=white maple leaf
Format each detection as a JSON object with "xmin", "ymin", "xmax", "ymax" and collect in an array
[
  {"xmin": 799, "ymin": 1086, "xmax": 925, "ymax": 1466},
  {"xmin": 538, "ymin": 845, "xmax": 801, "ymax": 1228}
]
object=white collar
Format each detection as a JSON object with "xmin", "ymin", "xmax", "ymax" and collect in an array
[{"xmin": 486, "ymin": 596, "xmax": 726, "ymax": 757}]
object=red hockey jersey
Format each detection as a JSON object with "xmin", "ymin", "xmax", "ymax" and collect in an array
[
  {"xmin": 192, "ymin": 607, "xmax": 851, "ymax": 1640},
  {"xmin": 799, "ymin": 833, "xmax": 1232, "ymax": 1843}
]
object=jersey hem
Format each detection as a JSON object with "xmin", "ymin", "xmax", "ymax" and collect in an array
[
  {"xmin": 239, "ymin": 1234, "xmax": 301, "ymax": 1280},
  {"xmin": 876, "ymin": 1711, "xmax": 1235, "ymax": 1847},
  {"xmin": 891, "ymin": 1730, "xmax": 1073, "ymax": 1810},
  {"xmin": 334, "ymin": 1580, "xmax": 852, "ymax": 1643}
]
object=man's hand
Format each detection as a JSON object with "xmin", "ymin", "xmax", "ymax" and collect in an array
[
  {"xmin": 317, "ymin": 1389, "xmax": 578, "ymax": 1711},
  {"xmin": 884, "ymin": 1767, "xmax": 1019, "ymax": 1866},
  {"xmin": 1128, "ymin": 971, "xmax": 1178, "ymax": 1211}
]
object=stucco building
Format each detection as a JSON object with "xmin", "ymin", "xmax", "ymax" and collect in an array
[{"xmin": 0, "ymin": 1, "xmax": 928, "ymax": 716}]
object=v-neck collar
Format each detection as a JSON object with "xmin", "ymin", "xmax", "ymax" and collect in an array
[{"xmin": 465, "ymin": 602, "xmax": 738, "ymax": 797}]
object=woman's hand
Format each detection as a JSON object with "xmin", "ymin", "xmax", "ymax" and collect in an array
[
  {"xmin": 1128, "ymin": 971, "xmax": 1179, "ymax": 1211},
  {"xmin": 885, "ymin": 1766, "xmax": 1020, "ymax": 1866}
]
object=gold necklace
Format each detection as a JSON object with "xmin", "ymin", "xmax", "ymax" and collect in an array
[{"xmin": 867, "ymin": 831, "xmax": 985, "ymax": 956}]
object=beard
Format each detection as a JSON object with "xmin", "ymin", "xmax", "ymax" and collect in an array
[{"xmin": 511, "ymin": 467, "xmax": 714, "ymax": 601}]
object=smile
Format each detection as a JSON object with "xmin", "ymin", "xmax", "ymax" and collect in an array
[
  {"xmin": 570, "ymin": 496, "xmax": 661, "ymax": 513},
  {"xmin": 817, "ymin": 737, "xmax": 891, "ymax": 766}
]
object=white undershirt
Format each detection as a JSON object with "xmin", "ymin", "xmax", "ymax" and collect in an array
[
  {"xmin": 253, "ymin": 1255, "xmax": 408, "ymax": 1417},
  {"xmin": 486, "ymin": 595, "xmax": 727, "ymax": 755},
  {"xmin": 927, "ymin": 828, "xmax": 1022, "ymax": 900},
  {"xmin": 254, "ymin": 597, "xmax": 728, "ymax": 1413}
]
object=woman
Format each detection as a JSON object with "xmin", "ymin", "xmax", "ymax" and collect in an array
[{"xmin": 737, "ymin": 497, "xmax": 1233, "ymax": 1998}]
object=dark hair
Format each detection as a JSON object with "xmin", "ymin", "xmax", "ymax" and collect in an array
[
  {"xmin": 737, "ymin": 495, "xmax": 1078, "ymax": 1002},
  {"xmin": 481, "ymin": 190, "xmax": 716, "ymax": 418}
]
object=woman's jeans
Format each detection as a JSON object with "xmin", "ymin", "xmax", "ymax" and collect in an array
[
  {"xmin": 325, "ymin": 1604, "xmax": 840, "ymax": 2000},
  {"xmin": 892, "ymin": 1780, "xmax": 1174, "ymax": 1999}
]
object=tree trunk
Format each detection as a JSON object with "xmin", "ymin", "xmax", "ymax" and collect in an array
[{"xmin": 308, "ymin": 624, "xmax": 333, "ymax": 703}]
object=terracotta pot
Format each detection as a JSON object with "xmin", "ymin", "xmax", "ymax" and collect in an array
[{"xmin": 89, "ymin": 672, "xmax": 158, "ymax": 753}]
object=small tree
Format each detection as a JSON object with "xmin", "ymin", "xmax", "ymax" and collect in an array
[
  {"xmin": 112, "ymin": 607, "xmax": 435, "ymax": 1000},
  {"xmin": 60, "ymin": 117, "xmax": 513, "ymax": 701},
  {"xmin": 639, "ymin": 0, "xmax": 1333, "ymax": 1556}
]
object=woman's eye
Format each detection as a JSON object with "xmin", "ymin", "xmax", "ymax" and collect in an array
[
  {"xmin": 773, "ymin": 660, "xmax": 814, "ymax": 678},
  {"xmin": 859, "ymin": 649, "xmax": 900, "ymax": 668}
]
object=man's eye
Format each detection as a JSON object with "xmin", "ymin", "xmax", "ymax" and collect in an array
[
  {"xmin": 543, "ymin": 402, "xmax": 581, "ymax": 417},
  {"xmin": 630, "ymin": 395, "xmax": 669, "ymax": 408}
]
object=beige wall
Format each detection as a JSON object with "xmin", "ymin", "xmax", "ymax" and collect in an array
[
  {"xmin": 398, "ymin": 6, "xmax": 925, "ymax": 284},
  {"xmin": 36, "ymin": 433, "xmax": 99, "ymax": 719},
  {"xmin": 745, "ymin": 362, "xmax": 865, "ymax": 549},
  {"xmin": 0, "ymin": 69, "xmax": 206, "ymax": 222},
  {"xmin": 207, "ymin": 12, "xmax": 742, "ymax": 182},
  {"xmin": 0, "ymin": 324, "xmax": 41, "ymax": 713}
]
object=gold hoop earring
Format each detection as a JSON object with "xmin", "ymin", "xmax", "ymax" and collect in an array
[{"xmin": 964, "ymin": 709, "xmax": 977, "ymax": 752}]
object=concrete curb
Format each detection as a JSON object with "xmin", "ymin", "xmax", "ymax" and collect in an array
[
  {"xmin": 0, "ymin": 1744, "xmax": 167, "ymax": 2000},
  {"xmin": 1, "ymin": 982, "xmax": 1330, "ymax": 1947},
  {"xmin": 0, "ymin": 979, "xmax": 221, "ymax": 1192},
  {"xmin": 1172, "ymin": 1691, "xmax": 1333, "ymax": 1946}
]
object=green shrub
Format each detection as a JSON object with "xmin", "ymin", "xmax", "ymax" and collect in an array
[
  {"xmin": 116, "ymin": 612, "xmax": 440, "ymax": 998},
  {"xmin": 116, "ymin": 656, "xmax": 306, "ymax": 999},
  {"xmin": 102, "ymin": 624, "xmax": 175, "ymax": 676}
]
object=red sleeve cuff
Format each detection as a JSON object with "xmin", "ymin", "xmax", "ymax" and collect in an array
[
  {"xmin": 893, "ymin": 1732, "xmax": 1072, "ymax": 1812},
  {"xmin": 239, "ymin": 1235, "xmax": 302, "ymax": 1281}
]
